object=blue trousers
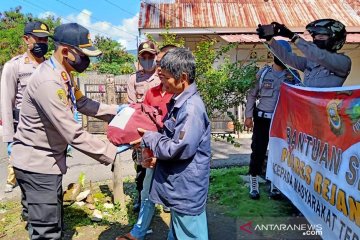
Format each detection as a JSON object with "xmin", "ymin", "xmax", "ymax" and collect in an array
[
  {"xmin": 168, "ymin": 209, "xmax": 208, "ymax": 240},
  {"xmin": 130, "ymin": 168, "xmax": 155, "ymax": 239}
]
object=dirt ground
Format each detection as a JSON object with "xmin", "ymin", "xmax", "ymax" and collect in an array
[{"xmin": 0, "ymin": 202, "xmax": 237, "ymax": 240}]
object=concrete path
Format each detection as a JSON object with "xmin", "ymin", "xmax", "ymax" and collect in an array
[{"xmin": 0, "ymin": 133, "xmax": 252, "ymax": 201}]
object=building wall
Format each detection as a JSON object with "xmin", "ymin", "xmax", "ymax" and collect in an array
[{"xmin": 344, "ymin": 45, "xmax": 360, "ymax": 86}]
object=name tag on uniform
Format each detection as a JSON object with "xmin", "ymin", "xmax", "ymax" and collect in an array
[
  {"xmin": 179, "ymin": 130, "xmax": 185, "ymax": 140},
  {"xmin": 263, "ymin": 82, "xmax": 273, "ymax": 89}
]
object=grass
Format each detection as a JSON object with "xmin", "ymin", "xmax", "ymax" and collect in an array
[
  {"xmin": 0, "ymin": 167, "xmax": 301, "ymax": 239},
  {"xmin": 208, "ymin": 166, "xmax": 299, "ymax": 220},
  {"xmin": 0, "ymin": 178, "xmax": 166, "ymax": 240}
]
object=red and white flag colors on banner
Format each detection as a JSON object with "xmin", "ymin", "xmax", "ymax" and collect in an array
[{"xmin": 267, "ymin": 84, "xmax": 360, "ymax": 240}]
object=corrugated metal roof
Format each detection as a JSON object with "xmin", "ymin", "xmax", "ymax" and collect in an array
[
  {"xmin": 220, "ymin": 33, "xmax": 360, "ymax": 43},
  {"xmin": 139, "ymin": 0, "xmax": 360, "ymax": 32}
]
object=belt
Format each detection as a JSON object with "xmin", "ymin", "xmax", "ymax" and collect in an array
[{"xmin": 257, "ymin": 110, "xmax": 273, "ymax": 119}]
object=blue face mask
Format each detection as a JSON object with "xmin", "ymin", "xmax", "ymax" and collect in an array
[{"xmin": 140, "ymin": 59, "xmax": 156, "ymax": 71}]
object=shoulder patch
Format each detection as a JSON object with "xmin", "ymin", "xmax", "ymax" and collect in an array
[
  {"xmin": 24, "ymin": 57, "xmax": 30, "ymax": 64},
  {"xmin": 61, "ymin": 71, "xmax": 69, "ymax": 81},
  {"xmin": 57, "ymin": 89, "xmax": 68, "ymax": 106},
  {"xmin": 9, "ymin": 54, "xmax": 22, "ymax": 62}
]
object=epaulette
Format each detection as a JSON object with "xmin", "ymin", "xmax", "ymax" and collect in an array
[{"xmin": 8, "ymin": 54, "xmax": 22, "ymax": 63}]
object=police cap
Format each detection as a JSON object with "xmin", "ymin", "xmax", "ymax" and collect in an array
[
  {"xmin": 24, "ymin": 21, "xmax": 50, "ymax": 37},
  {"xmin": 53, "ymin": 23, "xmax": 102, "ymax": 57}
]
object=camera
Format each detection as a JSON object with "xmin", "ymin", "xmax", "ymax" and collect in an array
[{"xmin": 261, "ymin": 24, "xmax": 275, "ymax": 38}]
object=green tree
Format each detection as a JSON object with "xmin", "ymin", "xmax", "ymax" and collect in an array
[
  {"xmin": 0, "ymin": 6, "xmax": 61, "ymax": 65},
  {"xmin": 194, "ymin": 40, "xmax": 257, "ymax": 118},
  {"xmin": 93, "ymin": 35, "xmax": 135, "ymax": 75},
  {"xmin": 0, "ymin": 6, "xmax": 28, "ymax": 65},
  {"xmin": 146, "ymin": 22, "xmax": 185, "ymax": 48}
]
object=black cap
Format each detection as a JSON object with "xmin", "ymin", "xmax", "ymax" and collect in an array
[
  {"xmin": 24, "ymin": 21, "xmax": 50, "ymax": 37},
  {"xmin": 53, "ymin": 23, "xmax": 102, "ymax": 57},
  {"xmin": 138, "ymin": 41, "xmax": 157, "ymax": 55}
]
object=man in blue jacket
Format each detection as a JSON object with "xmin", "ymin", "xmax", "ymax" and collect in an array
[{"xmin": 132, "ymin": 48, "xmax": 211, "ymax": 240}]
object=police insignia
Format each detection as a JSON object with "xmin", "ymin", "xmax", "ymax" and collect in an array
[
  {"xmin": 24, "ymin": 57, "xmax": 30, "ymax": 64},
  {"xmin": 143, "ymin": 43, "xmax": 149, "ymax": 48},
  {"xmin": 61, "ymin": 71, "xmax": 69, "ymax": 81},
  {"xmin": 179, "ymin": 130, "xmax": 185, "ymax": 140},
  {"xmin": 40, "ymin": 24, "xmax": 47, "ymax": 30},
  {"xmin": 57, "ymin": 89, "xmax": 68, "ymax": 106},
  {"xmin": 286, "ymin": 73, "xmax": 294, "ymax": 83}
]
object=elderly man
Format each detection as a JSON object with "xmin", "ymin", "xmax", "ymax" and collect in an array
[
  {"xmin": 133, "ymin": 48, "xmax": 211, "ymax": 240},
  {"xmin": 127, "ymin": 41, "xmax": 161, "ymax": 211}
]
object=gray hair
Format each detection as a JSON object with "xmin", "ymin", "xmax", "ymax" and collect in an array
[{"xmin": 160, "ymin": 48, "xmax": 196, "ymax": 83}]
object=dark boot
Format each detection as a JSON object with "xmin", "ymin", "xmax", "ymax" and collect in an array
[
  {"xmin": 269, "ymin": 183, "xmax": 282, "ymax": 200},
  {"xmin": 249, "ymin": 175, "xmax": 260, "ymax": 200}
]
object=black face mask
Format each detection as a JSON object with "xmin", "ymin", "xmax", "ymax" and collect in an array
[
  {"xmin": 274, "ymin": 57, "xmax": 285, "ymax": 68},
  {"xmin": 66, "ymin": 50, "xmax": 90, "ymax": 73},
  {"xmin": 313, "ymin": 39, "xmax": 328, "ymax": 50},
  {"xmin": 31, "ymin": 43, "xmax": 48, "ymax": 58}
]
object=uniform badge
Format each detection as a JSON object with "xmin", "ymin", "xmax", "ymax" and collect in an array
[
  {"xmin": 40, "ymin": 24, "xmax": 47, "ymax": 30},
  {"xmin": 57, "ymin": 89, "xmax": 68, "ymax": 106},
  {"xmin": 61, "ymin": 71, "xmax": 69, "ymax": 81},
  {"xmin": 286, "ymin": 73, "xmax": 294, "ymax": 83},
  {"xmin": 143, "ymin": 43, "xmax": 149, "ymax": 49},
  {"xmin": 24, "ymin": 57, "xmax": 30, "ymax": 64}
]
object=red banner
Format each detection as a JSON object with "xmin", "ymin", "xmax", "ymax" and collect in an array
[{"xmin": 267, "ymin": 84, "xmax": 360, "ymax": 240}]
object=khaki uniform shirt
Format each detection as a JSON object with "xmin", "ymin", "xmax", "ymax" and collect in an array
[
  {"xmin": 269, "ymin": 38, "xmax": 351, "ymax": 88},
  {"xmin": 127, "ymin": 70, "xmax": 160, "ymax": 103},
  {"xmin": 1, "ymin": 52, "xmax": 40, "ymax": 142},
  {"xmin": 11, "ymin": 56, "xmax": 117, "ymax": 175}
]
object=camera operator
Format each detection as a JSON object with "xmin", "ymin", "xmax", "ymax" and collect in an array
[{"xmin": 257, "ymin": 19, "xmax": 351, "ymax": 87}]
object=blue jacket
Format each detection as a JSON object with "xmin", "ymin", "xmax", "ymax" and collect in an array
[{"xmin": 142, "ymin": 83, "xmax": 211, "ymax": 215}]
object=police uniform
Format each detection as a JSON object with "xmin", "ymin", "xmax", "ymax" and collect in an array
[
  {"xmin": 11, "ymin": 23, "xmax": 117, "ymax": 239},
  {"xmin": 127, "ymin": 70, "xmax": 160, "ymax": 103},
  {"xmin": 0, "ymin": 53, "xmax": 38, "ymax": 142},
  {"xmin": 269, "ymin": 37, "xmax": 351, "ymax": 87},
  {"xmin": 1, "ymin": 21, "xmax": 50, "ymax": 191},
  {"xmin": 127, "ymin": 41, "xmax": 161, "ymax": 211},
  {"xmin": 127, "ymin": 70, "xmax": 160, "ymax": 210},
  {"xmin": 245, "ymin": 66, "xmax": 300, "ymax": 178}
]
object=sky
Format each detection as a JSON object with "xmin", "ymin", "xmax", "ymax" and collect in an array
[{"xmin": 0, "ymin": 0, "xmax": 143, "ymax": 50}]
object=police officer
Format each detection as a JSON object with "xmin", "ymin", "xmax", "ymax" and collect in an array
[
  {"xmin": 127, "ymin": 41, "xmax": 161, "ymax": 103},
  {"xmin": 245, "ymin": 40, "xmax": 300, "ymax": 200},
  {"xmin": 11, "ymin": 23, "xmax": 122, "ymax": 240},
  {"xmin": 1, "ymin": 21, "xmax": 49, "ymax": 193},
  {"xmin": 257, "ymin": 19, "xmax": 351, "ymax": 87},
  {"xmin": 127, "ymin": 40, "xmax": 161, "ymax": 212}
]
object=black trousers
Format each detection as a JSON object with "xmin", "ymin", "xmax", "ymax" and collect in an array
[
  {"xmin": 249, "ymin": 110, "xmax": 272, "ymax": 176},
  {"xmin": 133, "ymin": 149, "xmax": 146, "ymax": 203},
  {"xmin": 14, "ymin": 167, "xmax": 63, "ymax": 240}
]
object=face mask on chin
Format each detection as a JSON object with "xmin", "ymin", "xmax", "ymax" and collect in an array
[
  {"xmin": 30, "ymin": 43, "xmax": 48, "ymax": 58},
  {"xmin": 140, "ymin": 59, "xmax": 156, "ymax": 72},
  {"xmin": 65, "ymin": 49, "xmax": 90, "ymax": 73}
]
